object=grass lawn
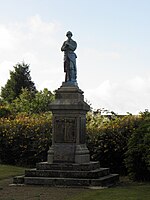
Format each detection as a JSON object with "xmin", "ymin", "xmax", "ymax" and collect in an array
[
  {"xmin": 0, "ymin": 164, "xmax": 26, "ymax": 180},
  {"xmin": 69, "ymin": 184, "xmax": 150, "ymax": 200},
  {"xmin": 0, "ymin": 164, "xmax": 150, "ymax": 200}
]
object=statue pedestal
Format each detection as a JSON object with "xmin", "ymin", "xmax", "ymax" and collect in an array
[
  {"xmin": 47, "ymin": 82, "xmax": 90, "ymax": 164},
  {"xmin": 13, "ymin": 82, "xmax": 119, "ymax": 187}
]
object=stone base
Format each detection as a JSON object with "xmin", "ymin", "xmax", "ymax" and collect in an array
[
  {"xmin": 47, "ymin": 144, "xmax": 90, "ymax": 164},
  {"xmin": 47, "ymin": 146, "xmax": 54, "ymax": 163},
  {"xmin": 75, "ymin": 144, "xmax": 90, "ymax": 163},
  {"xmin": 13, "ymin": 161, "xmax": 119, "ymax": 187}
]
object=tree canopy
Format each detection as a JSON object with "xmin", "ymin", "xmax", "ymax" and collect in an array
[
  {"xmin": 10, "ymin": 88, "xmax": 55, "ymax": 114},
  {"xmin": 1, "ymin": 62, "xmax": 36, "ymax": 103}
]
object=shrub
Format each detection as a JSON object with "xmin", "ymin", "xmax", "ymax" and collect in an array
[
  {"xmin": 1, "ymin": 108, "xmax": 149, "ymax": 180},
  {"xmin": 86, "ymin": 112, "xmax": 140, "ymax": 174},
  {"xmin": 125, "ymin": 111, "xmax": 150, "ymax": 181},
  {"xmin": 0, "ymin": 105, "xmax": 11, "ymax": 118},
  {"xmin": 9, "ymin": 88, "xmax": 55, "ymax": 114},
  {"xmin": 0, "ymin": 112, "xmax": 52, "ymax": 166}
]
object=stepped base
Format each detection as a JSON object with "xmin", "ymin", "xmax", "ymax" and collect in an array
[
  {"xmin": 23, "ymin": 174, "xmax": 119, "ymax": 187},
  {"xmin": 13, "ymin": 162, "xmax": 119, "ymax": 187},
  {"xmin": 36, "ymin": 161, "xmax": 100, "ymax": 171}
]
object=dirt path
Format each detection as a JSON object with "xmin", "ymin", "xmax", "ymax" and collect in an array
[{"xmin": 0, "ymin": 178, "xmax": 85, "ymax": 200}]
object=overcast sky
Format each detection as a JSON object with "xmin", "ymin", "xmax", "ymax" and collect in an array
[{"xmin": 0, "ymin": 0, "xmax": 150, "ymax": 114}]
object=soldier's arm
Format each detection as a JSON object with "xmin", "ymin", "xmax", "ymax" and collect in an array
[
  {"xmin": 68, "ymin": 41, "xmax": 77, "ymax": 51},
  {"xmin": 61, "ymin": 42, "xmax": 68, "ymax": 51}
]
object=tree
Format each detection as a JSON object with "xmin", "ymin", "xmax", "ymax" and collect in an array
[
  {"xmin": 32, "ymin": 88, "xmax": 55, "ymax": 113},
  {"xmin": 1, "ymin": 62, "xmax": 36, "ymax": 103},
  {"xmin": 10, "ymin": 88, "xmax": 55, "ymax": 114}
]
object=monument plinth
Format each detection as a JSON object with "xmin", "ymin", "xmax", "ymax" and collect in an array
[
  {"xmin": 13, "ymin": 31, "xmax": 119, "ymax": 187},
  {"xmin": 47, "ymin": 82, "xmax": 90, "ymax": 164}
]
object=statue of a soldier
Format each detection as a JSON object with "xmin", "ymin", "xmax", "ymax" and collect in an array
[{"xmin": 61, "ymin": 31, "xmax": 77, "ymax": 84}]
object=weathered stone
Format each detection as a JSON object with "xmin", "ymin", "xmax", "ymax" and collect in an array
[
  {"xmin": 47, "ymin": 83, "xmax": 90, "ymax": 164},
  {"xmin": 23, "ymin": 174, "xmax": 119, "ymax": 187},
  {"xmin": 91, "ymin": 174, "xmax": 119, "ymax": 187},
  {"xmin": 36, "ymin": 161, "xmax": 100, "ymax": 171},
  {"xmin": 25, "ymin": 168, "xmax": 110, "ymax": 179},
  {"xmin": 13, "ymin": 175, "xmax": 24, "ymax": 184},
  {"xmin": 14, "ymin": 160, "xmax": 119, "ymax": 187}
]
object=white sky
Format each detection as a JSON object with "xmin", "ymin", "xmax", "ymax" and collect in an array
[{"xmin": 0, "ymin": 0, "xmax": 150, "ymax": 114}]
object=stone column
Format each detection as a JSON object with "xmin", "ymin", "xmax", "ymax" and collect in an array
[{"xmin": 47, "ymin": 82, "xmax": 90, "ymax": 164}]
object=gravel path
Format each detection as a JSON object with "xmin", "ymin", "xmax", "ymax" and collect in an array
[{"xmin": 0, "ymin": 178, "xmax": 85, "ymax": 200}]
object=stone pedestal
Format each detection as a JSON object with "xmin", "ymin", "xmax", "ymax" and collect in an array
[
  {"xmin": 47, "ymin": 82, "xmax": 90, "ymax": 164},
  {"xmin": 13, "ymin": 83, "xmax": 119, "ymax": 187}
]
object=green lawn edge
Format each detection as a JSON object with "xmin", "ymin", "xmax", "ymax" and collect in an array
[
  {"xmin": 68, "ymin": 177, "xmax": 150, "ymax": 200},
  {"xmin": 0, "ymin": 164, "xmax": 27, "ymax": 180},
  {"xmin": 68, "ymin": 184, "xmax": 150, "ymax": 200}
]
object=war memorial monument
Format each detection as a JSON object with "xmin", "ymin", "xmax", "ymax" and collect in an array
[{"xmin": 14, "ymin": 32, "xmax": 119, "ymax": 187}]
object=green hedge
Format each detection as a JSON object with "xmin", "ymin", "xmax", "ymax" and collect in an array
[
  {"xmin": 86, "ymin": 113, "xmax": 140, "ymax": 174},
  {"xmin": 0, "ymin": 112, "xmax": 52, "ymax": 166},
  {"xmin": 0, "ymin": 111, "xmax": 150, "ymax": 181},
  {"xmin": 125, "ymin": 111, "xmax": 150, "ymax": 181}
]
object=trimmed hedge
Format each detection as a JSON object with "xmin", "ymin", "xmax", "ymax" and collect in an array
[
  {"xmin": 86, "ymin": 113, "xmax": 140, "ymax": 174},
  {"xmin": 125, "ymin": 111, "xmax": 150, "ymax": 181},
  {"xmin": 0, "ymin": 112, "xmax": 52, "ymax": 166},
  {"xmin": 0, "ymin": 111, "xmax": 150, "ymax": 181}
]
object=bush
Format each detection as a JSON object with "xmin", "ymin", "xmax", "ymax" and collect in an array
[
  {"xmin": 1, "ymin": 108, "xmax": 149, "ymax": 180},
  {"xmin": 0, "ymin": 112, "xmax": 52, "ymax": 166},
  {"xmin": 9, "ymin": 88, "xmax": 55, "ymax": 114},
  {"xmin": 86, "ymin": 112, "xmax": 140, "ymax": 174},
  {"xmin": 0, "ymin": 105, "xmax": 11, "ymax": 118},
  {"xmin": 125, "ymin": 111, "xmax": 150, "ymax": 181}
]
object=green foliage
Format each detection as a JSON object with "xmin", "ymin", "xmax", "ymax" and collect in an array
[
  {"xmin": 0, "ymin": 105, "xmax": 150, "ymax": 181},
  {"xmin": 1, "ymin": 62, "xmax": 36, "ymax": 103},
  {"xmin": 86, "ymin": 112, "xmax": 140, "ymax": 173},
  {"xmin": 9, "ymin": 88, "xmax": 55, "ymax": 114},
  {"xmin": 33, "ymin": 88, "xmax": 55, "ymax": 113},
  {"xmin": 0, "ymin": 105, "xmax": 11, "ymax": 118},
  {"xmin": 0, "ymin": 112, "xmax": 52, "ymax": 166},
  {"xmin": 9, "ymin": 88, "xmax": 36, "ymax": 114},
  {"xmin": 125, "ymin": 111, "xmax": 150, "ymax": 181}
]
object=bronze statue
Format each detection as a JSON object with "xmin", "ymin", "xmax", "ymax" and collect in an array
[{"xmin": 61, "ymin": 31, "xmax": 77, "ymax": 84}]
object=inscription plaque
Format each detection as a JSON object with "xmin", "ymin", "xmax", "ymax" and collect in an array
[{"xmin": 54, "ymin": 117, "xmax": 76, "ymax": 143}]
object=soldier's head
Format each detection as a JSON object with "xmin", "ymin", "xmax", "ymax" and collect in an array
[{"xmin": 66, "ymin": 31, "xmax": 73, "ymax": 39}]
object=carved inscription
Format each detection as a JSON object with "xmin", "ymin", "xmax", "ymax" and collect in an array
[{"xmin": 54, "ymin": 117, "xmax": 76, "ymax": 143}]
